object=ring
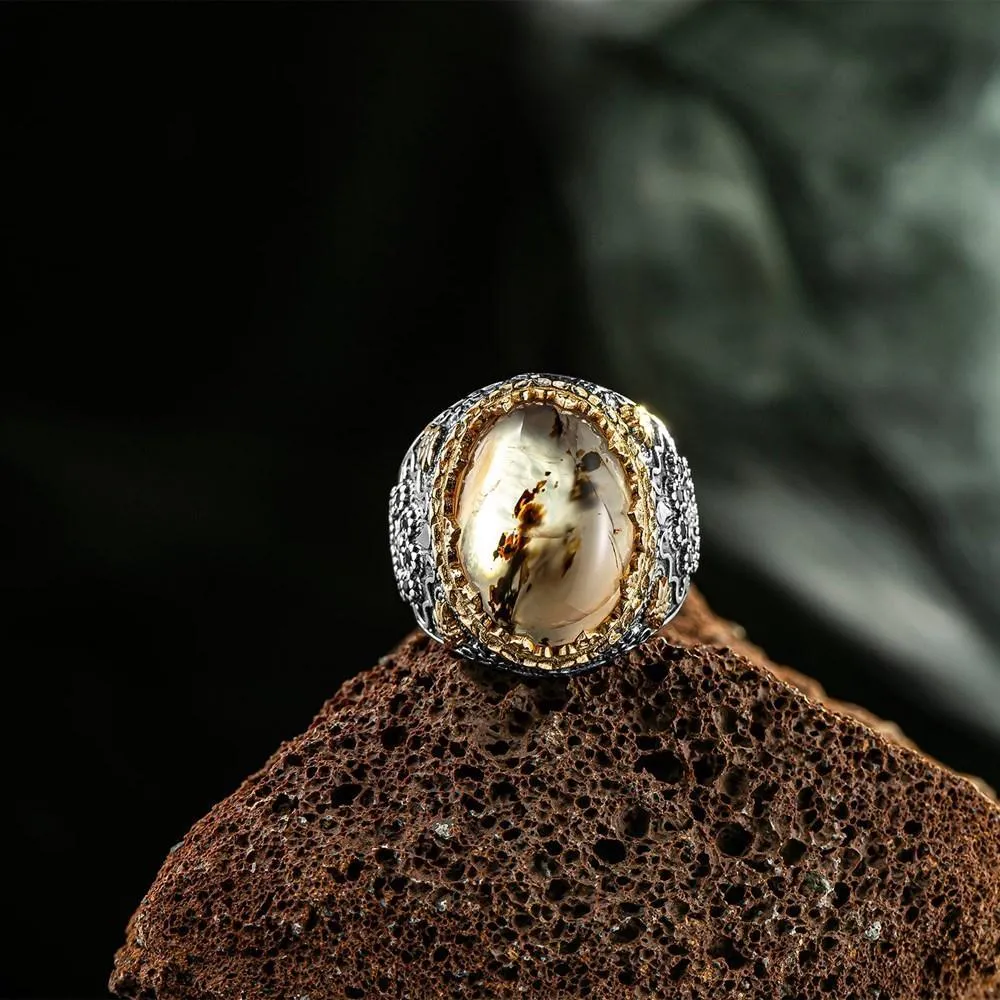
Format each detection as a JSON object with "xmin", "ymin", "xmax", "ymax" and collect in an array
[{"xmin": 389, "ymin": 374, "xmax": 699, "ymax": 675}]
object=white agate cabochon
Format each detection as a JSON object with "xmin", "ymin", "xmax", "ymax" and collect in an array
[{"xmin": 457, "ymin": 405, "xmax": 634, "ymax": 647}]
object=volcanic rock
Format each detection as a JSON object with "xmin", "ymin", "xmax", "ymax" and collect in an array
[{"xmin": 110, "ymin": 590, "xmax": 1000, "ymax": 999}]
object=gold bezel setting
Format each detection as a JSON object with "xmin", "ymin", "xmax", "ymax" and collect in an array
[{"xmin": 430, "ymin": 376, "xmax": 657, "ymax": 673}]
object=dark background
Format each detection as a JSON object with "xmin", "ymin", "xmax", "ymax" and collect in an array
[{"xmin": 4, "ymin": 4, "xmax": 1000, "ymax": 998}]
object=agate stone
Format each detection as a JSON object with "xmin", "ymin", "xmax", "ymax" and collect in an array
[{"xmin": 456, "ymin": 405, "xmax": 634, "ymax": 646}]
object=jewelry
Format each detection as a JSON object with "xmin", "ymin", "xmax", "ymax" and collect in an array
[{"xmin": 389, "ymin": 374, "xmax": 699, "ymax": 675}]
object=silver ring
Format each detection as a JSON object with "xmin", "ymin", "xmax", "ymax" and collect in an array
[{"xmin": 389, "ymin": 374, "xmax": 699, "ymax": 676}]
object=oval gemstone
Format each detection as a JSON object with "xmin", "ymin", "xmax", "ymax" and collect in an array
[{"xmin": 456, "ymin": 405, "xmax": 634, "ymax": 647}]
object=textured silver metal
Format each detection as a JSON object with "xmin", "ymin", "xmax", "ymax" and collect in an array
[{"xmin": 389, "ymin": 374, "xmax": 699, "ymax": 675}]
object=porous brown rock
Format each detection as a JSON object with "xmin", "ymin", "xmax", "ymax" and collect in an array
[{"xmin": 111, "ymin": 590, "xmax": 1000, "ymax": 999}]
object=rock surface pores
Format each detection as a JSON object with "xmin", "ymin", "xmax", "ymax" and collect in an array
[{"xmin": 110, "ymin": 590, "xmax": 1000, "ymax": 1000}]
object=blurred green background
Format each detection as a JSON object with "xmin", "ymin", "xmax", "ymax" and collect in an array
[{"xmin": 3, "ymin": 3, "xmax": 999, "ymax": 996}]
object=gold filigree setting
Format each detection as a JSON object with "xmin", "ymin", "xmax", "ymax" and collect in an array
[
  {"xmin": 646, "ymin": 575, "xmax": 674, "ymax": 631},
  {"xmin": 430, "ymin": 376, "xmax": 661, "ymax": 672}
]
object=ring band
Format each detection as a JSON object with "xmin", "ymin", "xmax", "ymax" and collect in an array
[{"xmin": 389, "ymin": 374, "xmax": 699, "ymax": 675}]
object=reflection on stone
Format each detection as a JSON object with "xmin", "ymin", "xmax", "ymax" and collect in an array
[{"xmin": 457, "ymin": 405, "xmax": 634, "ymax": 646}]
